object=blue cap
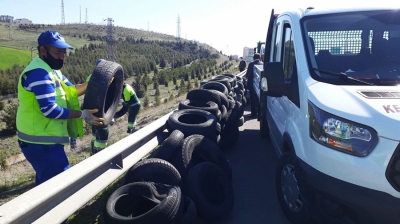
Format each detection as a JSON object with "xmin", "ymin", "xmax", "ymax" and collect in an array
[
  {"xmin": 96, "ymin": 59, "xmax": 105, "ymax": 66},
  {"xmin": 38, "ymin": 30, "xmax": 74, "ymax": 49}
]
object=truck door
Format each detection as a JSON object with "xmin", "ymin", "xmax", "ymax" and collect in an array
[
  {"xmin": 266, "ymin": 15, "xmax": 299, "ymax": 154},
  {"xmin": 259, "ymin": 9, "xmax": 278, "ymax": 137}
]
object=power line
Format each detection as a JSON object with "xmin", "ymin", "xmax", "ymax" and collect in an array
[
  {"xmin": 85, "ymin": 8, "xmax": 88, "ymax": 24},
  {"xmin": 61, "ymin": 0, "xmax": 65, "ymax": 25}
]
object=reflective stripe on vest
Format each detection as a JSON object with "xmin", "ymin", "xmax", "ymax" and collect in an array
[{"xmin": 17, "ymin": 131, "xmax": 69, "ymax": 145}]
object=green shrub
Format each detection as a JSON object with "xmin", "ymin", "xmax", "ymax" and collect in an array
[{"xmin": 0, "ymin": 101, "xmax": 18, "ymax": 134}]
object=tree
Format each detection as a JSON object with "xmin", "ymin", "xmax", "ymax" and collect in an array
[
  {"xmin": 187, "ymin": 81, "xmax": 193, "ymax": 91},
  {"xmin": 160, "ymin": 58, "xmax": 166, "ymax": 68},
  {"xmin": 143, "ymin": 95, "xmax": 149, "ymax": 107},
  {"xmin": 155, "ymin": 95, "xmax": 161, "ymax": 106},
  {"xmin": 155, "ymin": 84, "xmax": 160, "ymax": 96}
]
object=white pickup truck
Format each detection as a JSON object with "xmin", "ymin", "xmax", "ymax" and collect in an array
[{"xmin": 254, "ymin": 7, "xmax": 400, "ymax": 224}]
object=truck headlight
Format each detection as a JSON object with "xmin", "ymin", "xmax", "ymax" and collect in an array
[
  {"xmin": 308, "ymin": 101, "xmax": 378, "ymax": 157},
  {"xmin": 261, "ymin": 77, "xmax": 268, "ymax": 91}
]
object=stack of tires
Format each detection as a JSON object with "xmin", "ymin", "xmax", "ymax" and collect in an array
[
  {"xmin": 197, "ymin": 73, "xmax": 246, "ymax": 150},
  {"xmin": 103, "ymin": 73, "xmax": 244, "ymax": 223},
  {"xmin": 154, "ymin": 130, "xmax": 234, "ymax": 223}
]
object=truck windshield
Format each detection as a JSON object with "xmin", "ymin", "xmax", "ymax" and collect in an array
[{"xmin": 302, "ymin": 10, "xmax": 400, "ymax": 86}]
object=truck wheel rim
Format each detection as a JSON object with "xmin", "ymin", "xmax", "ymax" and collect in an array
[{"xmin": 280, "ymin": 164, "xmax": 303, "ymax": 212}]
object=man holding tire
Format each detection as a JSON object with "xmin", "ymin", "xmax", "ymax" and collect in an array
[
  {"xmin": 16, "ymin": 30, "xmax": 104, "ymax": 186},
  {"xmin": 123, "ymin": 82, "xmax": 141, "ymax": 133}
]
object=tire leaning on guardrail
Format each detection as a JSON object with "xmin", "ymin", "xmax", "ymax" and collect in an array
[
  {"xmin": 123, "ymin": 158, "xmax": 182, "ymax": 187},
  {"xmin": 82, "ymin": 60, "xmax": 124, "ymax": 125},
  {"xmin": 104, "ymin": 182, "xmax": 184, "ymax": 224}
]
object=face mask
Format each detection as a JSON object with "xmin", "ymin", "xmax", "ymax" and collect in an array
[{"xmin": 43, "ymin": 50, "xmax": 64, "ymax": 70}]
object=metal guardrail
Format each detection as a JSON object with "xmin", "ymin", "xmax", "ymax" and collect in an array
[
  {"xmin": 0, "ymin": 111, "xmax": 172, "ymax": 224},
  {"xmin": 0, "ymin": 70, "xmax": 248, "ymax": 224}
]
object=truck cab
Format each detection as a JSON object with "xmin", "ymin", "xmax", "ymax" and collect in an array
[{"xmin": 255, "ymin": 7, "xmax": 400, "ymax": 224}]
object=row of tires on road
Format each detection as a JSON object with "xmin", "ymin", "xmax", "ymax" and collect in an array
[{"xmin": 103, "ymin": 74, "xmax": 247, "ymax": 223}]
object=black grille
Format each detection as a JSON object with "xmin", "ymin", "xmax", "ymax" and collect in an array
[
  {"xmin": 386, "ymin": 143, "xmax": 400, "ymax": 192},
  {"xmin": 358, "ymin": 91, "xmax": 400, "ymax": 99}
]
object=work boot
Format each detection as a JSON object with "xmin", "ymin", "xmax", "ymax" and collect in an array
[
  {"xmin": 127, "ymin": 127, "xmax": 136, "ymax": 134},
  {"xmin": 91, "ymin": 146, "xmax": 104, "ymax": 155}
]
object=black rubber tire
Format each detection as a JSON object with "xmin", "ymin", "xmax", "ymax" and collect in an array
[
  {"xmin": 237, "ymin": 81, "xmax": 244, "ymax": 91},
  {"xmin": 174, "ymin": 134, "xmax": 232, "ymax": 180},
  {"xmin": 225, "ymin": 102, "xmax": 241, "ymax": 130},
  {"xmin": 238, "ymin": 100, "xmax": 245, "ymax": 118},
  {"xmin": 167, "ymin": 109, "xmax": 218, "ymax": 142},
  {"xmin": 104, "ymin": 182, "xmax": 184, "ymax": 224},
  {"xmin": 123, "ymin": 158, "xmax": 182, "ymax": 187},
  {"xmin": 200, "ymin": 80, "xmax": 209, "ymax": 86},
  {"xmin": 209, "ymin": 77, "xmax": 232, "ymax": 93},
  {"xmin": 178, "ymin": 99, "xmax": 219, "ymax": 122},
  {"xmin": 154, "ymin": 130, "xmax": 185, "ymax": 162},
  {"xmin": 237, "ymin": 116, "xmax": 244, "ymax": 127},
  {"xmin": 186, "ymin": 89, "xmax": 223, "ymax": 111},
  {"xmin": 200, "ymin": 81, "xmax": 228, "ymax": 96},
  {"xmin": 218, "ymin": 74, "xmax": 237, "ymax": 87},
  {"xmin": 82, "ymin": 60, "xmax": 124, "ymax": 125},
  {"xmin": 276, "ymin": 156, "xmax": 311, "ymax": 224},
  {"xmin": 219, "ymin": 105, "xmax": 228, "ymax": 127},
  {"xmin": 185, "ymin": 162, "xmax": 234, "ymax": 221},
  {"xmin": 113, "ymin": 103, "xmax": 129, "ymax": 119},
  {"xmin": 218, "ymin": 126, "xmax": 240, "ymax": 151},
  {"xmin": 208, "ymin": 90, "xmax": 229, "ymax": 111},
  {"xmin": 242, "ymin": 96, "xmax": 247, "ymax": 106},
  {"xmin": 227, "ymin": 95, "xmax": 235, "ymax": 110},
  {"xmin": 234, "ymin": 86, "xmax": 244, "ymax": 97}
]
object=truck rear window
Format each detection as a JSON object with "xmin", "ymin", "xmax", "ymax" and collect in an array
[{"xmin": 302, "ymin": 10, "xmax": 400, "ymax": 86}]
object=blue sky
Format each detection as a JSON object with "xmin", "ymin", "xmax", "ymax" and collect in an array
[{"xmin": 0, "ymin": 0, "xmax": 397, "ymax": 56}]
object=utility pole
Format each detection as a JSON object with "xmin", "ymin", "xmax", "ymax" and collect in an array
[
  {"xmin": 61, "ymin": 0, "xmax": 65, "ymax": 25},
  {"xmin": 105, "ymin": 18, "xmax": 117, "ymax": 62},
  {"xmin": 147, "ymin": 21, "xmax": 149, "ymax": 32},
  {"xmin": 85, "ymin": 8, "xmax": 88, "ymax": 24},
  {"xmin": 176, "ymin": 14, "xmax": 181, "ymax": 40}
]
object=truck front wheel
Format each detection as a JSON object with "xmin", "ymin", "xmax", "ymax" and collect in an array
[{"xmin": 276, "ymin": 155, "xmax": 311, "ymax": 224}]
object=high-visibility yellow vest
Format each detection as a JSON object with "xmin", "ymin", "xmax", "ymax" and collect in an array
[
  {"xmin": 123, "ymin": 84, "xmax": 140, "ymax": 105},
  {"xmin": 16, "ymin": 57, "xmax": 83, "ymax": 145}
]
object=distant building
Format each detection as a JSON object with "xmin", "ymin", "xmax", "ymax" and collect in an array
[
  {"xmin": 231, "ymin": 55, "xmax": 238, "ymax": 60},
  {"xmin": 14, "ymin": 18, "xmax": 32, "ymax": 24},
  {"xmin": 243, "ymin": 47, "xmax": 254, "ymax": 62},
  {"xmin": 0, "ymin": 15, "xmax": 14, "ymax": 22}
]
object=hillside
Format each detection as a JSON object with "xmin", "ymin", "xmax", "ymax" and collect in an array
[{"xmin": 0, "ymin": 46, "xmax": 31, "ymax": 70}]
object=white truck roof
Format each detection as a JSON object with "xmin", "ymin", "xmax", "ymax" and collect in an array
[{"xmin": 281, "ymin": 6, "xmax": 400, "ymax": 18}]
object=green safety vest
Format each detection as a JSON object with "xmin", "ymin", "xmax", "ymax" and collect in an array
[
  {"xmin": 16, "ymin": 57, "xmax": 83, "ymax": 145},
  {"xmin": 123, "ymin": 84, "xmax": 140, "ymax": 105}
]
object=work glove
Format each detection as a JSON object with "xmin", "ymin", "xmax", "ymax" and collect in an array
[{"xmin": 80, "ymin": 109, "xmax": 104, "ymax": 126}]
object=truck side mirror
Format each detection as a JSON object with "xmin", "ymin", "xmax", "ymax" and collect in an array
[{"xmin": 263, "ymin": 62, "xmax": 286, "ymax": 97}]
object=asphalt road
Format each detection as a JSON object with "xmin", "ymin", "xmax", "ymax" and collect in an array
[{"xmin": 215, "ymin": 101, "xmax": 292, "ymax": 224}]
